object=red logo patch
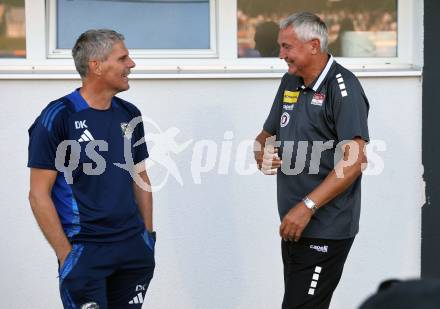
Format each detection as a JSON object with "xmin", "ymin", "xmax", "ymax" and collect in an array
[{"xmin": 311, "ymin": 93, "xmax": 325, "ymax": 106}]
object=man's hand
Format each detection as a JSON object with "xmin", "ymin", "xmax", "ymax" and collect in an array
[
  {"xmin": 254, "ymin": 130, "xmax": 281, "ymax": 174},
  {"xmin": 280, "ymin": 202, "xmax": 313, "ymax": 241},
  {"xmin": 260, "ymin": 146, "xmax": 282, "ymax": 175},
  {"xmin": 57, "ymin": 245, "xmax": 72, "ymax": 268}
]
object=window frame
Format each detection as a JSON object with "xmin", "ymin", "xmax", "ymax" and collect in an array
[
  {"xmin": 233, "ymin": 0, "xmax": 416, "ymax": 67},
  {"xmin": 46, "ymin": 0, "xmax": 218, "ymax": 59},
  {"xmin": 0, "ymin": 0, "xmax": 422, "ymax": 77}
]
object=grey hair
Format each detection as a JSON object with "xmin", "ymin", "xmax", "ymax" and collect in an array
[
  {"xmin": 72, "ymin": 29, "xmax": 125, "ymax": 78},
  {"xmin": 280, "ymin": 12, "xmax": 328, "ymax": 52}
]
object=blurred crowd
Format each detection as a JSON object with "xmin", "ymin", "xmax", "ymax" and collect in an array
[
  {"xmin": 238, "ymin": 9, "xmax": 397, "ymax": 57},
  {"xmin": 0, "ymin": 2, "xmax": 26, "ymax": 57}
]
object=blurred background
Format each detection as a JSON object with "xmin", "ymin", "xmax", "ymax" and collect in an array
[{"xmin": 237, "ymin": 0, "xmax": 397, "ymax": 58}]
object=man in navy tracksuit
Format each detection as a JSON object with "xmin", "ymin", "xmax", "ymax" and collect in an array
[{"xmin": 28, "ymin": 29, "xmax": 155, "ymax": 308}]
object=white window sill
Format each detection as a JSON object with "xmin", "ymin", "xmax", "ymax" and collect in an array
[{"xmin": 0, "ymin": 64, "xmax": 422, "ymax": 79}]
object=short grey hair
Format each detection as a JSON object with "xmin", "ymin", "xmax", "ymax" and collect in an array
[
  {"xmin": 72, "ymin": 29, "xmax": 125, "ymax": 78},
  {"xmin": 280, "ymin": 12, "xmax": 328, "ymax": 52}
]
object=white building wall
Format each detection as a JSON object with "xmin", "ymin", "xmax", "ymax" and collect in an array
[{"xmin": 0, "ymin": 76, "xmax": 422, "ymax": 309}]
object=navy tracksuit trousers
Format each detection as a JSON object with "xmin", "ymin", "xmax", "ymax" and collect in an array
[{"xmin": 58, "ymin": 230, "xmax": 155, "ymax": 309}]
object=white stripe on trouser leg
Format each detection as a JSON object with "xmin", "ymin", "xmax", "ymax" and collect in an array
[
  {"xmin": 308, "ymin": 266, "xmax": 323, "ymax": 295},
  {"xmin": 130, "ymin": 295, "xmax": 139, "ymax": 304},
  {"xmin": 138, "ymin": 293, "xmax": 144, "ymax": 304},
  {"xmin": 128, "ymin": 293, "xmax": 144, "ymax": 305}
]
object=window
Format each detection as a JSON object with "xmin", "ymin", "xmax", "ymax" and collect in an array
[
  {"xmin": 0, "ymin": 0, "xmax": 25, "ymax": 58},
  {"xmin": 237, "ymin": 0, "xmax": 397, "ymax": 58},
  {"xmin": 0, "ymin": 0, "xmax": 421, "ymax": 76},
  {"xmin": 49, "ymin": 0, "xmax": 216, "ymax": 58}
]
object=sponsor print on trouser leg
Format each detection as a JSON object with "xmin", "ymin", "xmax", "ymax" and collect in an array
[
  {"xmin": 107, "ymin": 267, "xmax": 154, "ymax": 308},
  {"xmin": 107, "ymin": 232, "xmax": 155, "ymax": 308},
  {"xmin": 281, "ymin": 238, "xmax": 354, "ymax": 309}
]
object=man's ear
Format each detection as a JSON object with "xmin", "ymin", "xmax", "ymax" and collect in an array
[
  {"xmin": 310, "ymin": 38, "xmax": 321, "ymax": 55},
  {"xmin": 89, "ymin": 60, "xmax": 101, "ymax": 76}
]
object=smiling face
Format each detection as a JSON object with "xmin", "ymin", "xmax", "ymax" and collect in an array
[
  {"xmin": 278, "ymin": 26, "xmax": 316, "ymax": 77},
  {"xmin": 96, "ymin": 40, "xmax": 135, "ymax": 94}
]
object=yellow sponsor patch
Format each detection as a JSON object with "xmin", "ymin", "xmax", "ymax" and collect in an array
[{"xmin": 283, "ymin": 90, "xmax": 299, "ymax": 104}]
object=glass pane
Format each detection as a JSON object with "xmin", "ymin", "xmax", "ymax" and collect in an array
[
  {"xmin": 0, "ymin": 0, "xmax": 26, "ymax": 58},
  {"xmin": 57, "ymin": 0, "xmax": 210, "ymax": 50},
  {"xmin": 237, "ymin": 0, "xmax": 397, "ymax": 58}
]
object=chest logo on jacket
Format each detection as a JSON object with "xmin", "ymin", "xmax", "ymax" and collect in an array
[
  {"xmin": 280, "ymin": 112, "xmax": 290, "ymax": 128},
  {"xmin": 283, "ymin": 90, "xmax": 299, "ymax": 104},
  {"xmin": 311, "ymin": 93, "xmax": 325, "ymax": 106},
  {"xmin": 120, "ymin": 122, "xmax": 133, "ymax": 138}
]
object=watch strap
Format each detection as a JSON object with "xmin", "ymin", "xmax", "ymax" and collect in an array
[{"xmin": 303, "ymin": 196, "xmax": 318, "ymax": 213}]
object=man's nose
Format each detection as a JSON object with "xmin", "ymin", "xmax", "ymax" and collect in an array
[
  {"xmin": 128, "ymin": 57, "xmax": 136, "ymax": 69},
  {"xmin": 278, "ymin": 48, "xmax": 285, "ymax": 59}
]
